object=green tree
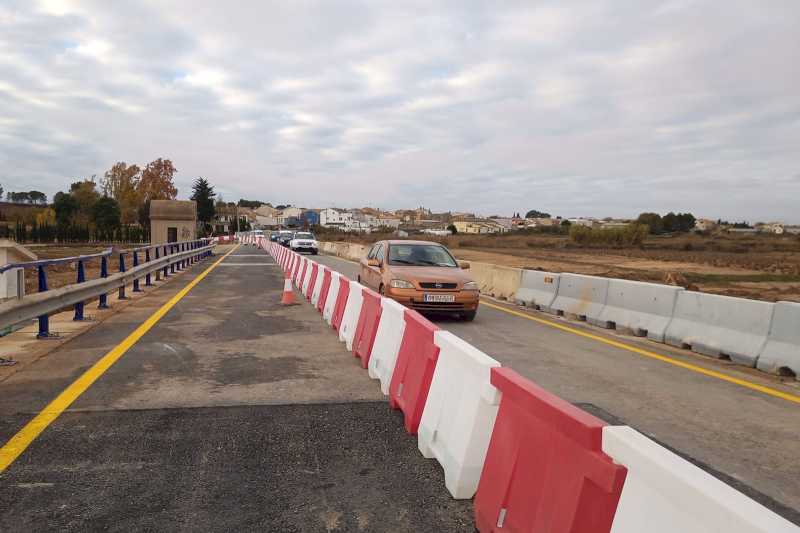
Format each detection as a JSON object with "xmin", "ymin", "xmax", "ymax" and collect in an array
[
  {"xmin": 447, "ymin": 223, "xmax": 457, "ymax": 234},
  {"xmin": 91, "ymin": 197, "xmax": 121, "ymax": 236},
  {"xmin": 636, "ymin": 212, "xmax": 663, "ymax": 234},
  {"xmin": 191, "ymin": 177, "xmax": 216, "ymax": 235},
  {"xmin": 525, "ymin": 209, "xmax": 551, "ymax": 219},
  {"xmin": 561, "ymin": 219, "xmax": 572, "ymax": 227},
  {"xmin": 69, "ymin": 179, "xmax": 100, "ymax": 225},
  {"xmin": 53, "ymin": 192, "xmax": 79, "ymax": 226},
  {"xmin": 0, "ymin": 183, "xmax": 3, "ymax": 199}
]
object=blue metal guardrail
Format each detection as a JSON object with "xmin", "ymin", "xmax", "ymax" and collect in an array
[{"xmin": 0, "ymin": 239, "xmax": 213, "ymax": 339}]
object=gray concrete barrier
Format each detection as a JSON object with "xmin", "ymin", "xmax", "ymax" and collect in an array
[
  {"xmin": 548, "ymin": 273, "xmax": 609, "ymax": 321},
  {"xmin": 664, "ymin": 292, "xmax": 774, "ymax": 367},
  {"xmin": 467, "ymin": 262, "xmax": 522, "ymax": 301},
  {"xmin": 756, "ymin": 301, "xmax": 800, "ymax": 379},
  {"xmin": 514, "ymin": 270, "xmax": 561, "ymax": 310},
  {"xmin": 588, "ymin": 279, "xmax": 683, "ymax": 343}
]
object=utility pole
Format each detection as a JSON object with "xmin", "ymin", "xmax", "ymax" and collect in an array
[{"xmin": 235, "ymin": 203, "xmax": 240, "ymax": 233}]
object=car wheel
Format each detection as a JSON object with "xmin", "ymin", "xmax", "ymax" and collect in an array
[
  {"xmin": 311, "ymin": 250, "xmax": 318, "ymax": 255},
  {"xmin": 462, "ymin": 310, "xmax": 477, "ymax": 322}
]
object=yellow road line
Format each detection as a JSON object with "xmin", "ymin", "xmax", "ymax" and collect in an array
[
  {"xmin": 481, "ymin": 300, "xmax": 800, "ymax": 405},
  {"xmin": 0, "ymin": 244, "xmax": 239, "ymax": 473}
]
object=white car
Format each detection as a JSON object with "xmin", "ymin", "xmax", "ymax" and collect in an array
[{"xmin": 289, "ymin": 231, "xmax": 319, "ymax": 254}]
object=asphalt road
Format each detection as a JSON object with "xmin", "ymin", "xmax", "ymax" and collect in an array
[
  {"xmin": 312, "ymin": 252, "xmax": 800, "ymax": 520},
  {"xmin": 0, "ymin": 245, "xmax": 473, "ymax": 532}
]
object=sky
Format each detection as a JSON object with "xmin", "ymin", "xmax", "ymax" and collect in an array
[{"xmin": 1, "ymin": 0, "xmax": 799, "ymax": 223}]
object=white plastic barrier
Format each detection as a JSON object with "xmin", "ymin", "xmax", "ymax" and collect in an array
[
  {"xmin": 589, "ymin": 279, "xmax": 684, "ymax": 343},
  {"xmin": 549, "ymin": 273, "xmax": 609, "ymax": 321},
  {"xmin": 323, "ymin": 272, "xmax": 341, "ymax": 325},
  {"xmin": 338, "ymin": 281, "xmax": 364, "ymax": 350},
  {"xmin": 311, "ymin": 266, "xmax": 325, "ymax": 307},
  {"xmin": 301, "ymin": 259, "xmax": 314, "ymax": 295},
  {"xmin": 293, "ymin": 257, "xmax": 306, "ymax": 286},
  {"xmin": 664, "ymin": 291, "xmax": 774, "ymax": 366},
  {"xmin": 368, "ymin": 298, "xmax": 408, "ymax": 395},
  {"xmin": 418, "ymin": 331, "xmax": 501, "ymax": 499},
  {"xmin": 603, "ymin": 426, "xmax": 798, "ymax": 533},
  {"xmin": 757, "ymin": 301, "xmax": 800, "ymax": 379},
  {"xmin": 514, "ymin": 270, "xmax": 561, "ymax": 310}
]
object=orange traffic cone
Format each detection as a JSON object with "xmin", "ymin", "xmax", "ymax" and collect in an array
[{"xmin": 281, "ymin": 272, "xmax": 296, "ymax": 305}]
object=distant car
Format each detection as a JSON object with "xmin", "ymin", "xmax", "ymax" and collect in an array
[
  {"xmin": 358, "ymin": 240, "xmax": 479, "ymax": 321},
  {"xmin": 289, "ymin": 231, "xmax": 319, "ymax": 255},
  {"xmin": 277, "ymin": 230, "xmax": 294, "ymax": 246},
  {"xmin": 270, "ymin": 231, "xmax": 279, "ymax": 242}
]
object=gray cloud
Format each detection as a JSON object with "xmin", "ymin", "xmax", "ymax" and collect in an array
[{"xmin": 1, "ymin": 0, "xmax": 798, "ymax": 222}]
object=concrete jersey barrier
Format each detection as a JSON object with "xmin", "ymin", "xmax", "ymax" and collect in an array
[
  {"xmin": 514, "ymin": 270, "xmax": 561, "ymax": 310},
  {"xmin": 466, "ymin": 261, "xmax": 522, "ymax": 301},
  {"xmin": 549, "ymin": 273, "xmax": 610, "ymax": 322},
  {"xmin": 602, "ymin": 426, "xmax": 798, "ymax": 533},
  {"xmin": 664, "ymin": 291, "xmax": 774, "ymax": 366},
  {"xmin": 418, "ymin": 330, "xmax": 501, "ymax": 499},
  {"xmin": 590, "ymin": 279, "xmax": 684, "ymax": 343},
  {"xmin": 368, "ymin": 297, "xmax": 408, "ymax": 395},
  {"xmin": 757, "ymin": 301, "xmax": 800, "ymax": 379}
]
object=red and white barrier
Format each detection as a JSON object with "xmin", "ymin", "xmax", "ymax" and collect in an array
[
  {"xmin": 305, "ymin": 262, "xmax": 319, "ymax": 300},
  {"xmin": 311, "ymin": 265, "xmax": 325, "ymax": 307},
  {"xmin": 316, "ymin": 268, "xmax": 333, "ymax": 313},
  {"xmin": 418, "ymin": 331, "xmax": 501, "ymax": 499},
  {"xmin": 331, "ymin": 277, "xmax": 351, "ymax": 332},
  {"xmin": 301, "ymin": 260, "xmax": 313, "ymax": 295},
  {"xmin": 292, "ymin": 255, "xmax": 303, "ymax": 284},
  {"xmin": 474, "ymin": 367, "xmax": 626, "ymax": 533},
  {"xmin": 352, "ymin": 287, "xmax": 383, "ymax": 368},
  {"xmin": 338, "ymin": 282, "xmax": 364, "ymax": 350},
  {"xmin": 389, "ymin": 310, "xmax": 441, "ymax": 434},
  {"xmin": 368, "ymin": 297, "xmax": 407, "ymax": 395},
  {"xmin": 322, "ymin": 272, "xmax": 341, "ymax": 323},
  {"xmin": 602, "ymin": 426, "xmax": 797, "ymax": 533}
]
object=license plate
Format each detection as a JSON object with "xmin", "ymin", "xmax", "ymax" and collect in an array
[{"xmin": 424, "ymin": 293, "xmax": 455, "ymax": 303}]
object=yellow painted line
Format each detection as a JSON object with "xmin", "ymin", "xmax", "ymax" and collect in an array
[
  {"xmin": 481, "ymin": 300, "xmax": 800, "ymax": 405},
  {"xmin": 0, "ymin": 244, "xmax": 240, "ymax": 473}
]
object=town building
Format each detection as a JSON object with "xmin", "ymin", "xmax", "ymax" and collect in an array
[{"xmin": 150, "ymin": 200, "xmax": 197, "ymax": 244}]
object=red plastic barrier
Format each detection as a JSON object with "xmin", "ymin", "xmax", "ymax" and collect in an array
[
  {"xmin": 474, "ymin": 367, "xmax": 626, "ymax": 533},
  {"xmin": 299, "ymin": 259, "xmax": 308, "ymax": 289},
  {"xmin": 316, "ymin": 268, "xmax": 332, "ymax": 313},
  {"xmin": 352, "ymin": 287, "xmax": 383, "ymax": 368},
  {"xmin": 388, "ymin": 310, "xmax": 441, "ymax": 434},
  {"xmin": 292, "ymin": 256, "xmax": 302, "ymax": 284},
  {"xmin": 331, "ymin": 277, "xmax": 350, "ymax": 331},
  {"xmin": 306, "ymin": 262, "xmax": 318, "ymax": 300}
]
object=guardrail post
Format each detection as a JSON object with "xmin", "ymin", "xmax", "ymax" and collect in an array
[
  {"xmin": 98, "ymin": 256, "xmax": 109, "ymax": 309},
  {"xmin": 145, "ymin": 248, "xmax": 153, "ymax": 286},
  {"xmin": 163, "ymin": 246, "xmax": 170, "ymax": 277},
  {"xmin": 73, "ymin": 260, "xmax": 86, "ymax": 321},
  {"xmin": 36, "ymin": 266, "xmax": 53, "ymax": 338},
  {"xmin": 154, "ymin": 247, "xmax": 161, "ymax": 281},
  {"xmin": 170, "ymin": 245, "xmax": 176, "ymax": 274},
  {"xmin": 132, "ymin": 250, "xmax": 142, "ymax": 292},
  {"xmin": 118, "ymin": 253, "xmax": 128, "ymax": 300}
]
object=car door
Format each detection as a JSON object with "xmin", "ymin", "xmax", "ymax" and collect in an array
[{"xmin": 361, "ymin": 244, "xmax": 377, "ymax": 285}]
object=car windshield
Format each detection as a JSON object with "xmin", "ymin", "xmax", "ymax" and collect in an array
[
  {"xmin": 388, "ymin": 244, "xmax": 458, "ymax": 267},
  {"xmin": 294, "ymin": 233, "xmax": 314, "ymax": 239}
]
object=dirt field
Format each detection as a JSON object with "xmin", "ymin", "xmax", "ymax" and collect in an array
[
  {"xmin": 18, "ymin": 244, "xmax": 129, "ymax": 296},
  {"xmin": 317, "ymin": 231, "xmax": 800, "ymax": 302}
]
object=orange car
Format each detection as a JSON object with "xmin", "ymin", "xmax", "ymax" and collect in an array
[{"xmin": 358, "ymin": 240, "xmax": 479, "ymax": 321}]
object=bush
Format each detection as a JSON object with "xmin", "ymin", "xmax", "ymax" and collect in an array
[{"xmin": 568, "ymin": 224, "xmax": 648, "ymax": 247}]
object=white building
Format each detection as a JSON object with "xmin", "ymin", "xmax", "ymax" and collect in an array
[
  {"xmin": 320, "ymin": 208, "xmax": 353, "ymax": 228},
  {"xmin": 280, "ymin": 206, "xmax": 303, "ymax": 219}
]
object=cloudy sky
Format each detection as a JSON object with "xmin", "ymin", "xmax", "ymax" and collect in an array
[{"xmin": 1, "ymin": 1, "xmax": 798, "ymax": 222}]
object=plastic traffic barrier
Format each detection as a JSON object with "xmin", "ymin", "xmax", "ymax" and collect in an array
[
  {"xmin": 515, "ymin": 270, "xmax": 561, "ymax": 311},
  {"xmin": 352, "ymin": 287, "xmax": 383, "ymax": 368},
  {"xmin": 339, "ymin": 281, "xmax": 365, "ymax": 350},
  {"xmin": 589, "ymin": 279, "xmax": 683, "ymax": 343},
  {"xmin": 301, "ymin": 260, "xmax": 314, "ymax": 295},
  {"xmin": 292, "ymin": 255, "xmax": 302, "ymax": 284},
  {"xmin": 664, "ymin": 291, "xmax": 774, "ymax": 366},
  {"xmin": 389, "ymin": 310, "xmax": 441, "ymax": 435},
  {"xmin": 549, "ymin": 273, "xmax": 609, "ymax": 321},
  {"xmin": 368, "ymin": 298, "xmax": 408, "ymax": 395},
  {"xmin": 305, "ymin": 263, "xmax": 319, "ymax": 300},
  {"xmin": 757, "ymin": 301, "xmax": 800, "ymax": 379},
  {"xmin": 418, "ymin": 331, "xmax": 501, "ymax": 499},
  {"xmin": 602, "ymin": 426, "xmax": 798, "ymax": 533},
  {"xmin": 331, "ymin": 276, "xmax": 350, "ymax": 331},
  {"xmin": 311, "ymin": 265, "xmax": 325, "ymax": 306},
  {"xmin": 323, "ymin": 272, "xmax": 341, "ymax": 324},
  {"xmin": 474, "ymin": 367, "xmax": 626, "ymax": 533},
  {"xmin": 316, "ymin": 268, "xmax": 333, "ymax": 313},
  {"xmin": 299, "ymin": 259, "xmax": 309, "ymax": 291}
]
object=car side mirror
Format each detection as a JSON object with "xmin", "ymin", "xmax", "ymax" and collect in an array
[
  {"xmin": 367, "ymin": 258, "xmax": 380, "ymax": 267},
  {"xmin": 459, "ymin": 261, "xmax": 470, "ymax": 270}
]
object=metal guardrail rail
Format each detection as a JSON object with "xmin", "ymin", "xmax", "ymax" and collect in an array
[{"xmin": 0, "ymin": 239, "xmax": 214, "ymax": 335}]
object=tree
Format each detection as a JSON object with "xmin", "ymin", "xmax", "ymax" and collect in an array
[
  {"xmin": 53, "ymin": 192, "xmax": 79, "ymax": 227},
  {"xmin": 0, "ymin": 184, "xmax": 3, "ymax": 199},
  {"xmin": 92, "ymin": 197, "xmax": 121, "ymax": 234},
  {"xmin": 69, "ymin": 179, "xmax": 100, "ymax": 225},
  {"xmin": 525, "ymin": 209, "xmax": 551, "ymax": 219},
  {"xmin": 191, "ymin": 177, "xmax": 215, "ymax": 235},
  {"xmin": 561, "ymin": 219, "xmax": 572, "ymax": 227},
  {"xmin": 138, "ymin": 158, "xmax": 178, "ymax": 202},
  {"xmin": 636, "ymin": 212, "xmax": 663, "ymax": 234},
  {"xmin": 28, "ymin": 191, "xmax": 47, "ymax": 204},
  {"xmin": 102, "ymin": 162, "xmax": 141, "ymax": 225},
  {"xmin": 676, "ymin": 213, "xmax": 696, "ymax": 233},
  {"xmin": 238, "ymin": 199, "xmax": 265, "ymax": 208},
  {"xmin": 447, "ymin": 223, "xmax": 457, "ymax": 234}
]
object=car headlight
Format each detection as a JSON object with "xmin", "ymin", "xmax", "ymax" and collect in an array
[
  {"xmin": 390, "ymin": 279, "xmax": 415, "ymax": 289},
  {"xmin": 463, "ymin": 281, "xmax": 479, "ymax": 290}
]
